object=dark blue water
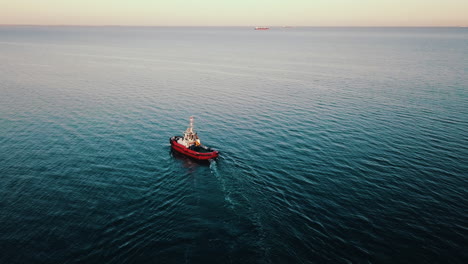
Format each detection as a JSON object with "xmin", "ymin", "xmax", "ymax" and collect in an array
[{"xmin": 1, "ymin": 26, "xmax": 467, "ymax": 263}]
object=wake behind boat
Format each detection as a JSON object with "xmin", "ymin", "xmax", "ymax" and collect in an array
[{"xmin": 170, "ymin": 117, "xmax": 219, "ymax": 160}]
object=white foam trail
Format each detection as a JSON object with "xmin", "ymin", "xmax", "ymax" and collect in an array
[{"xmin": 210, "ymin": 159, "xmax": 236, "ymax": 209}]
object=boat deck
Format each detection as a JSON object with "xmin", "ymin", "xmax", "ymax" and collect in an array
[{"xmin": 188, "ymin": 145, "xmax": 214, "ymax": 153}]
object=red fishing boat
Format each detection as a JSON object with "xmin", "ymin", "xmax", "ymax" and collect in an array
[{"xmin": 170, "ymin": 117, "xmax": 219, "ymax": 160}]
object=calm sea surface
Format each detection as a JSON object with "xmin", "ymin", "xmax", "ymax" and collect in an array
[{"xmin": 0, "ymin": 26, "xmax": 467, "ymax": 263}]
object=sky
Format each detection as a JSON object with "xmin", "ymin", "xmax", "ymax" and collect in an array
[{"xmin": 1, "ymin": 0, "xmax": 467, "ymax": 26}]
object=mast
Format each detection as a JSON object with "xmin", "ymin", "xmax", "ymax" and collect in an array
[
  {"xmin": 185, "ymin": 116, "xmax": 194, "ymax": 134},
  {"xmin": 189, "ymin": 116, "xmax": 194, "ymax": 133}
]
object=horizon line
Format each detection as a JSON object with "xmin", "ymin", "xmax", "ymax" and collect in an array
[{"xmin": 1, "ymin": 24, "xmax": 467, "ymax": 28}]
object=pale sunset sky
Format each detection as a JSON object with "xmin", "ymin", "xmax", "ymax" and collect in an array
[{"xmin": 1, "ymin": 0, "xmax": 467, "ymax": 26}]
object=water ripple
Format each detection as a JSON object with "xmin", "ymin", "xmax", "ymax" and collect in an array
[{"xmin": 1, "ymin": 26, "xmax": 467, "ymax": 264}]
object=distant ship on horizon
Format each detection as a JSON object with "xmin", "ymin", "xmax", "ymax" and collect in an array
[{"xmin": 254, "ymin": 26, "xmax": 269, "ymax": 30}]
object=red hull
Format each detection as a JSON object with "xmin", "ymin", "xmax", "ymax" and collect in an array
[{"xmin": 170, "ymin": 137, "xmax": 219, "ymax": 160}]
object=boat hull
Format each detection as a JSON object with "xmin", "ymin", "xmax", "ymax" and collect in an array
[{"xmin": 170, "ymin": 136, "xmax": 219, "ymax": 160}]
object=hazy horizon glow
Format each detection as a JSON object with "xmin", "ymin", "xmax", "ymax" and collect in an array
[{"xmin": 1, "ymin": 0, "xmax": 468, "ymax": 27}]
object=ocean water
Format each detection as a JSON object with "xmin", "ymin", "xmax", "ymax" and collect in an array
[{"xmin": 0, "ymin": 26, "xmax": 467, "ymax": 263}]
